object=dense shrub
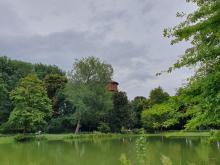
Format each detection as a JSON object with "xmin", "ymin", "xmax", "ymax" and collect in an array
[
  {"xmin": 14, "ymin": 134, "xmax": 47, "ymax": 142},
  {"xmin": 98, "ymin": 123, "xmax": 111, "ymax": 133},
  {"xmin": 0, "ymin": 122, "xmax": 17, "ymax": 133},
  {"xmin": 14, "ymin": 134, "xmax": 35, "ymax": 142},
  {"xmin": 47, "ymin": 116, "xmax": 75, "ymax": 133},
  {"xmin": 208, "ymin": 130, "xmax": 220, "ymax": 143}
]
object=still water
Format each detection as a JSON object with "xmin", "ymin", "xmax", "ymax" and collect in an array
[{"xmin": 0, "ymin": 137, "xmax": 220, "ymax": 165}]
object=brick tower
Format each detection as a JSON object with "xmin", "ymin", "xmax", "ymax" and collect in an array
[{"xmin": 107, "ymin": 80, "xmax": 119, "ymax": 92}]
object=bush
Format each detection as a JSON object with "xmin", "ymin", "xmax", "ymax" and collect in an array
[
  {"xmin": 14, "ymin": 134, "xmax": 35, "ymax": 142},
  {"xmin": 0, "ymin": 122, "xmax": 17, "ymax": 133},
  {"xmin": 47, "ymin": 116, "xmax": 75, "ymax": 133},
  {"xmin": 14, "ymin": 134, "xmax": 47, "ymax": 142},
  {"xmin": 208, "ymin": 130, "xmax": 220, "ymax": 143},
  {"xmin": 132, "ymin": 128, "xmax": 145, "ymax": 134},
  {"xmin": 97, "ymin": 123, "xmax": 111, "ymax": 133}
]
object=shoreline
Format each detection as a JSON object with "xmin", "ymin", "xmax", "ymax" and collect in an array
[{"xmin": 0, "ymin": 131, "xmax": 211, "ymax": 144}]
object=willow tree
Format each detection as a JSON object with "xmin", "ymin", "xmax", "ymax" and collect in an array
[
  {"xmin": 65, "ymin": 57, "xmax": 113, "ymax": 133},
  {"xmin": 164, "ymin": 0, "xmax": 220, "ymax": 129}
]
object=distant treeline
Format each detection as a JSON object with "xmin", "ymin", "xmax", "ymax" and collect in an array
[
  {"xmin": 1, "ymin": 54, "xmax": 220, "ymax": 134},
  {"xmin": 0, "ymin": 56, "xmax": 177, "ymax": 134},
  {"xmin": 0, "ymin": 56, "xmax": 146, "ymax": 133},
  {"xmin": 0, "ymin": 56, "xmax": 70, "ymax": 133}
]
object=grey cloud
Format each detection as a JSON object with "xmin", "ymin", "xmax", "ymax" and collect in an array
[
  {"xmin": 141, "ymin": 1, "xmax": 156, "ymax": 14},
  {"xmin": 0, "ymin": 1, "xmax": 28, "ymax": 35},
  {"xmin": 90, "ymin": 10, "xmax": 129, "ymax": 25},
  {"xmin": 0, "ymin": 30, "xmax": 155, "ymax": 92},
  {"xmin": 0, "ymin": 0, "xmax": 195, "ymax": 99}
]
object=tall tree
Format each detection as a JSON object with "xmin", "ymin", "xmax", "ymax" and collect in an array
[
  {"xmin": 0, "ymin": 56, "xmax": 34, "ymax": 91},
  {"xmin": 0, "ymin": 56, "xmax": 65, "ymax": 124},
  {"xmin": 0, "ymin": 56, "xmax": 34, "ymax": 124},
  {"xmin": 149, "ymin": 87, "xmax": 169, "ymax": 106},
  {"xmin": 142, "ymin": 97, "xmax": 182, "ymax": 131},
  {"xmin": 109, "ymin": 92, "xmax": 135, "ymax": 132},
  {"xmin": 44, "ymin": 74, "xmax": 67, "ymax": 116},
  {"xmin": 8, "ymin": 74, "xmax": 52, "ymax": 133},
  {"xmin": 47, "ymin": 90, "xmax": 75, "ymax": 133},
  {"xmin": 164, "ymin": 0, "xmax": 220, "ymax": 75},
  {"xmin": 65, "ymin": 56, "xmax": 113, "ymax": 133},
  {"xmin": 164, "ymin": 0, "xmax": 220, "ymax": 129},
  {"xmin": 34, "ymin": 63, "xmax": 65, "ymax": 80},
  {"xmin": 131, "ymin": 96, "xmax": 150, "ymax": 128},
  {"xmin": 0, "ymin": 77, "xmax": 11, "ymax": 124}
]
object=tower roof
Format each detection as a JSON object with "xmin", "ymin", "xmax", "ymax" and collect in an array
[{"xmin": 108, "ymin": 80, "xmax": 119, "ymax": 85}]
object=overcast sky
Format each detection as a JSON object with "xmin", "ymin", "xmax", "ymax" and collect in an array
[{"xmin": 0, "ymin": 0, "xmax": 196, "ymax": 99}]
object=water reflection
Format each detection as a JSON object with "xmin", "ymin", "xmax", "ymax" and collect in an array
[{"xmin": 0, "ymin": 136, "xmax": 219, "ymax": 165}]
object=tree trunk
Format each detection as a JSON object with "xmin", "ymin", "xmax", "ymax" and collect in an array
[{"xmin": 75, "ymin": 119, "xmax": 81, "ymax": 134}]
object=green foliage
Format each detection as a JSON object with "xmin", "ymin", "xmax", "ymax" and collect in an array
[
  {"xmin": 44, "ymin": 74, "xmax": 68, "ymax": 116},
  {"xmin": 8, "ymin": 74, "xmax": 52, "ymax": 133},
  {"xmin": 208, "ymin": 130, "xmax": 220, "ymax": 143},
  {"xmin": 34, "ymin": 63, "xmax": 65, "ymax": 80},
  {"xmin": 0, "ymin": 56, "xmax": 34, "ymax": 123},
  {"xmin": 47, "ymin": 115, "xmax": 75, "ymax": 133},
  {"xmin": 163, "ymin": 0, "xmax": 220, "ymax": 130},
  {"xmin": 120, "ymin": 135, "xmax": 149, "ymax": 165},
  {"xmin": 54, "ymin": 89, "xmax": 75, "ymax": 117},
  {"xmin": 131, "ymin": 96, "xmax": 150, "ymax": 128},
  {"xmin": 0, "ymin": 56, "xmax": 34, "ymax": 91},
  {"xmin": 142, "ymin": 99, "xmax": 181, "ymax": 131},
  {"xmin": 164, "ymin": 0, "xmax": 220, "ymax": 73},
  {"xmin": 65, "ymin": 57, "xmax": 113, "ymax": 133},
  {"xmin": 10, "ymin": 74, "xmax": 52, "ymax": 116},
  {"xmin": 149, "ymin": 87, "xmax": 169, "ymax": 106},
  {"xmin": 120, "ymin": 135, "xmax": 175, "ymax": 165},
  {"xmin": 44, "ymin": 74, "xmax": 67, "ymax": 99},
  {"xmin": 109, "ymin": 92, "xmax": 135, "ymax": 132},
  {"xmin": 98, "ymin": 122, "xmax": 111, "ymax": 133},
  {"xmin": 0, "ymin": 78, "xmax": 11, "ymax": 124},
  {"xmin": 14, "ymin": 134, "xmax": 47, "ymax": 142},
  {"xmin": 120, "ymin": 154, "xmax": 132, "ymax": 165},
  {"xmin": 0, "ymin": 56, "xmax": 65, "ymax": 126},
  {"xmin": 136, "ymin": 136, "xmax": 148, "ymax": 165},
  {"xmin": 8, "ymin": 107, "xmax": 46, "ymax": 133},
  {"xmin": 132, "ymin": 128, "xmax": 145, "ymax": 134},
  {"xmin": 69, "ymin": 56, "xmax": 113, "ymax": 84},
  {"xmin": 175, "ymin": 69, "xmax": 220, "ymax": 129},
  {"xmin": 14, "ymin": 134, "xmax": 35, "ymax": 142}
]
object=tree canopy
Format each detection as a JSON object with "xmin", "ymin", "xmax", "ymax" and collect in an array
[
  {"xmin": 149, "ymin": 87, "xmax": 169, "ymax": 106},
  {"xmin": 164, "ymin": 0, "xmax": 220, "ymax": 75},
  {"xmin": 8, "ymin": 74, "xmax": 52, "ymax": 132},
  {"xmin": 65, "ymin": 57, "xmax": 113, "ymax": 133},
  {"xmin": 163, "ymin": 0, "xmax": 220, "ymax": 129},
  {"xmin": 109, "ymin": 92, "xmax": 135, "ymax": 132}
]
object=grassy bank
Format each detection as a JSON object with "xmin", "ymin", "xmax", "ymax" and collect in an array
[
  {"xmin": 0, "ymin": 131, "xmax": 212, "ymax": 144},
  {"xmin": 155, "ymin": 131, "xmax": 210, "ymax": 137}
]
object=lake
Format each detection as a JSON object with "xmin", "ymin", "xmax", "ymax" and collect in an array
[{"xmin": 0, "ymin": 136, "xmax": 220, "ymax": 165}]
